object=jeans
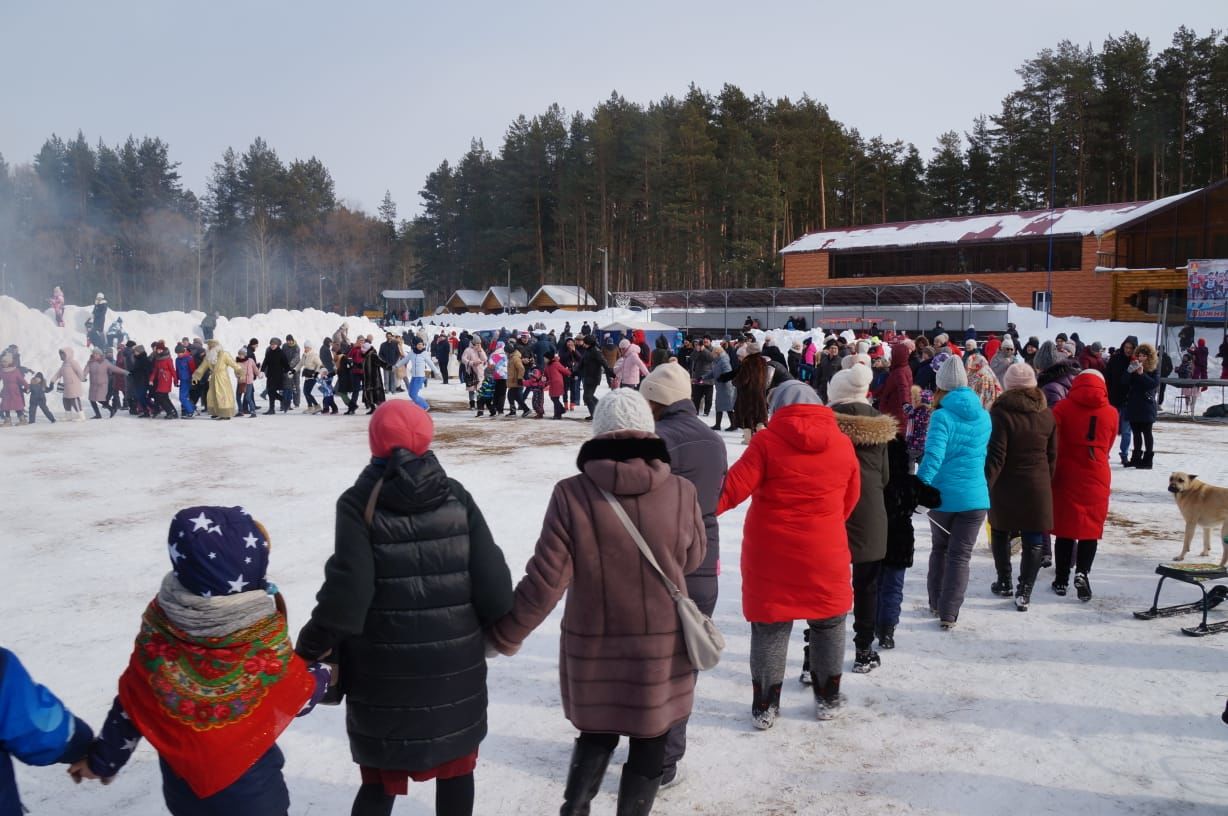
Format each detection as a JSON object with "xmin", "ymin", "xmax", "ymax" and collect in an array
[
  {"xmin": 409, "ymin": 376, "xmax": 429, "ymax": 410},
  {"xmin": 241, "ymin": 384, "xmax": 256, "ymax": 415},
  {"xmin": 583, "ymin": 378, "xmax": 599, "ymax": 415},
  {"xmin": 303, "ymin": 378, "xmax": 318, "ymax": 408},
  {"xmin": 691, "ymin": 383, "xmax": 713, "ymax": 414},
  {"xmin": 384, "ymin": 367, "xmax": 398, "ymax": 394},
  {"xmin": 876, "ymin": 566, "xmax": 907, "ymax": 629},
  {"xmin": 927, "ymin": 509, "xmax": 987, "ymax": 622},
  {"xmin": 1117, "ymin": 406, "xmax": 1132, "ymax": 458},
  {"xmin": 178, "ymin": 382, "xmax": 194, "ymax": 415},
  {"xmin": 566, "ymin": 376, "xmax": 580, "ymax": 407}
]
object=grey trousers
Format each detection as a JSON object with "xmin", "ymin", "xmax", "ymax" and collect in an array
[
  {"xmin": 663, "ymin": 574, "xmax": 717, "ymax": 771},
  {"xmin": 927, "ymin": 509, "xmax": 988, "ymax": 622},
  {"xmin": 749, "ymin": 615, "xmax": 846, "ymax": 691}
]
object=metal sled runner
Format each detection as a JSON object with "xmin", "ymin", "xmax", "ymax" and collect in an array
[{"xmin": 1133, "ymin": 563, "xmax": 1228, "ymax": 636}]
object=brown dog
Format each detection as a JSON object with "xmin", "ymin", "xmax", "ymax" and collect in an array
[{"xmin": 1168, "ymin": 472, "xmax": 1228, "ymax": 565}]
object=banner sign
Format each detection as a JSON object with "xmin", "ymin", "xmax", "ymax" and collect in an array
[{"xmin": 1187, "ymin": 259, "xmax": 1228, "ymax": 321}]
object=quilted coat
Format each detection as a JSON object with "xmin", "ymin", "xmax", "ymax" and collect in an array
[
  {"xmin": 1051, "ymin": 372, "xmax": 1117, "ymax": 539},
  {"xmin": 916, "ymin": 387, "xmax": 991, "ymax": 513},
  {"xmin": 985, "ymin": 387, "xmax": 1056, "ymax": 532}
]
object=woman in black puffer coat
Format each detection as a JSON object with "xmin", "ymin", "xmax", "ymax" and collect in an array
[
  {"xmin": 1123, "ymin": 342, "xmax": 1160, "ymax": 469},
  {"xmin": 297, "ymin": 401, "xmax": 513, "ymax": 816}
]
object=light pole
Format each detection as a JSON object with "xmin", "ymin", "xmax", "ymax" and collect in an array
[
  {"xmin": 319, "ymin": 275, "xmax": 327, "ymax": 311},
  {"xmin": 597, "ymin": 247, "xmax": 608, "ymax": 312}
]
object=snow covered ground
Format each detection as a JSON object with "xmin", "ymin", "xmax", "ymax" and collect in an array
[{"xmin": 3, "ymin": 374, "xmax": 1227, "ymax": 815}]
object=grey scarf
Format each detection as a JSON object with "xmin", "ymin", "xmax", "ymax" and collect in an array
[{"xmin": 157, "ymin": 572, "xmax": 276, "ymax": 638}]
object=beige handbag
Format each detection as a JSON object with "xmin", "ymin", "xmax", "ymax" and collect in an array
[{"xmin": 599, "ymin": 489, "xmax": 725, "ymax": 670}]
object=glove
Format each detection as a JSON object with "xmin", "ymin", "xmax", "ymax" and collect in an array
[{"xmin": 912, "ymin": 475, "xmax": 942, "ymax": 509}]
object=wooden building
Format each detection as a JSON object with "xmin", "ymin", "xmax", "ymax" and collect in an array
[
  {"xmin": 527, "ymin": 285, "xmax": 595, "ymax": 312},
  {"xmin": 443, "ymin": 289, "xmax": 486, "ymax": 313},
  {"xmin": 781, "ymin": 180, "xmax": 1228, "ymax": 320},
  {"xmin": 480, "ymin": 286, "xmax": 528, "ymax": 314}
]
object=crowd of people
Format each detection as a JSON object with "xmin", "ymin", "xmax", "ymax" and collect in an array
[{"xmin": 5, "ymin": 297, "xmax": 1228, "ymax": 816}]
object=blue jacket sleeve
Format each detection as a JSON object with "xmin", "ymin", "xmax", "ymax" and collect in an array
[{"xmin": 0, "ymin": 649, "xmax": 93, "ymax": 767}]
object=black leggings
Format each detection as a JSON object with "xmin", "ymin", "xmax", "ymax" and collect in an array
[
  {"xmin": 577, "ymin": 731, "xmax": 668, "ymax": 779},
  {"xmin": 351, "ymin": 774, "xmax": 474, "ymax": 816},
  {"xmin": 1131, "ymin": 422, "xmax": 1154, "ymax": 454},
  {"xmin": 1054, "ymin": 538, "xmax": 1098, "ymax": 584}
]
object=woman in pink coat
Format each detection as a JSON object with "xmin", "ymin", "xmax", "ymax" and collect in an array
[
  {"xmin": 544, "ymin": 351, "xmax": 569, "ymax": 419},
  {"xmin": 0, "ymin": 350, "xmax": 27, "ymax": 425},
  {"xmin": 48, "ymin": 346, "xmax": 86, "ymax": 421},
  {"xmin": 614, "ymin": 340, "xmax": 650, "ymax": 389},
  {"xmin": 84, "ymin": 349, "xmax": 127, "ymax": 418}
]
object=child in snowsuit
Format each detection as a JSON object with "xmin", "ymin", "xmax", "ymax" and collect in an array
[
  {"xmin": 475, "ymin": 365, "xmax": 496, "ymax": 418},
  {"xmin": 73, "ymin": 507, "xmax": 334, "ymax": 816},
  {"xmin": 523, "ymin": 361, "xmax": 547, "ymax": 418},
  {"xmin": 1, "ymin": 648, "xmax": 95, "ymax": 814},
  {"xmin": 902, "ymin": 385, "xmax": 933, "ymax": 471},
  {"xmin": 315, "ymin": 371, "xmax": 338, "ymax": 414},
  {"xmin": 25, "ymin": 372, "xmax": 55, "ymax": 424}
]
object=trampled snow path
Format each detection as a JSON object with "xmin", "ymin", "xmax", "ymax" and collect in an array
[{"xmin": 2, "ymin": 381, "xmax": 1226, "ymax": 815}]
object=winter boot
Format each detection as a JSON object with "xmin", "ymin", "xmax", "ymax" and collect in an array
[
  {"xmin": 1014, "ymin": 582, "xmax": 1032, "ymax": 611},
  {"xmin": 799, "ymin": 629, "xmax": 812, "ymax": 685},
  {"xmin": 3, "ymin": 416, "xmax": 13, "ymax": 427},
  {"xmin": 558, "ymin": 737, "xmax": 613, "ymax": 816},
  {"xmin": 1128, "ymin": 450, "xmax": 1144, "ymax": 468},
  {"xmin": 877, "ymin": 626, "xmax": 895, "ymax": 650},
  {"xmin": 751, "ymin": 682, "xmax": 781, "ymax": 730},
  {"xmin": 990, "ymin": 575, "xmax": 1014, "ymax": 597},
  {"xmin": 615, "ymin": 765, "xmax": 662, "ymax": 816},
  {"xmin": 468, "ymin": 393, "xmax": 476, "ymax": 409},
  {"xmin": 1138, "ymin": 451, "xmax": 1154, "ymax": 470},
  {"xmin": 812, "ymin": 674, "xmax": 845, "ymax": 720},
  {"xmin": 852, "ymin": 649, "xmax": 881, "ymax": 674},
  {"xmin": 1121, "ymin": 451, "xmax": 1132, "ymax": 467},
  {"xmin": 1051, "ymin": 580, "xmax": 1068, "ymax": 596},
  {"xmin": 711, "ymin": 412, "xmax": 723, "ymax": 431},
  {"xmin": 17, "ymin": 414, "xmax": 28, "ymax": 425},
  {"xmin": 1074, "ymin": 572, "xmax": 1093, "ymax": 602}
]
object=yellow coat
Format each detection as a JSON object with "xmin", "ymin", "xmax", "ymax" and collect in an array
[{"xmin": 192, "ymin": 347, "xmax": 242, "ymax": 418}]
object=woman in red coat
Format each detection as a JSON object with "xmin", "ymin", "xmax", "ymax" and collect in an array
[
  {"xmin": 874, "ymin": 343, "xmax": 913, "ymax": 430},
  {"xmin": 1050, "ymin": 370, "xmax": 1117, "ymax": 601},
  {"xmin": 148, "ymin": 342, "xmax": 180, "ymax": 419},
  {"xmin": 718, "ymin": 381, "xmax": 859, "ymax": 728}
]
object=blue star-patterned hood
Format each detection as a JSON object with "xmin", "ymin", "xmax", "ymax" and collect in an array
[{"xmin": 167, "ymin": 506, "xmax": 270, "ymax": 597}]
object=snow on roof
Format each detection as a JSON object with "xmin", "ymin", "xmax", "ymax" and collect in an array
[
  {"xmin": 531, "ymin": 285, "xmax": 594, "ymax": 306},
  {"xmin": 780, "ymin": 188, "xmax": 1202, "ymax": 255},
  {"xmin": 447, "ymin": 289, "xmax": 487, "ymax": 306},
  {"xmin": 483, "ymin": 287, "xmax": 528, "ymax": 307}
]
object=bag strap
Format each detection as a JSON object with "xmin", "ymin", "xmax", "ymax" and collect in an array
[
  {"xmin": 363, "ymin": 478, "xmax": 385, "ymax": 527},
  {"xmin": 598, "ymin": 488, "xmax": 682, "ymax": 599}
]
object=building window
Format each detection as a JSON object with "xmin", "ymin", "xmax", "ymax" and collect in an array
[{"xmin": 1032, "ymin": 291, "xmax": 1052, "ymax": 312}]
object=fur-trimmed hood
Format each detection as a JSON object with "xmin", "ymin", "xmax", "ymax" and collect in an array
[
  {"xmin": 830, "ymin": 403, "xmax": 899, "ymax": 446},
  {"xmin": 1135, "ymin": 342, "xmax": 1158, "ymax": 373}
]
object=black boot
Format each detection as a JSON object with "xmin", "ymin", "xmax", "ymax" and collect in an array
[
  {"xmin": 990, "ymin": 531, "xmax": 1014, "ymax": 596},
  {"xmin": 1014, "ymin": 582, "xmax": 1033, "ymax": 611},
  {"xmin": 615, "ymin": 765, "xmax": 662, "ymax": 816},
  {"xmin": 1120, "ymin": 451, "xmax": 1132, "ymax": 467},
  {"xmin": 711, "ymin": 411, "xmax": 723, "ymax": 431},
  {"xmin": 1138, "ymin": 451, "xmax": 1154, "ymax": 470},
  {"xmin": 751, "ymin": 682, "xmax": 781, "ymax": 730},
  {"xmin": 1128, "ymin": 450, "xmax": 1144, "ymax": 468},
  {"xmin": 877, "ymin": 625, "xmax": 895, "ymax": 650},
  {"xmin": 799, "ymin": 628, "xmax": 812, "ymax": 685},
  {"xmin": 559, "ymin": 738, "xmax": 613, "ymax": 816}
]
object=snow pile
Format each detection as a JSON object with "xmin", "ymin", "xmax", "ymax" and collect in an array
[{"xmin": 0, "ymin": 296, "xmax": 386, "ymax": 374}]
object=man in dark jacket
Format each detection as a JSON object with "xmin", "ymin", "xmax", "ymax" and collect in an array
[
  {"xmin": 296, "ymin": 401, "xmax": 512, "ymax": 816},
  {"xmin": 531, "ymin": 333, "xmax": 556, "ymax": 371},
  {"xmin": 1104, "ymin": 335, "xmax": 1138, "ymax": 466},
  {"xmin": 378, "ymin": 333, "xmax": 401, "ymax": 393},
  {"xmin": 577, "ymin": 336, "xmax": 614, "ymax": 418},
  {"xmin": 640, "ymin": 362, "xmax": 728, "ymax": 787},
  {"xmin": 282, "ymin": 335, "xmax": 302, "ymax": 408},
  {"xmin": 688, "ymin": 338, "xmax": 715, "ymax": 415},
  {"xmin": 261, "ymin": 338, "xmax": 291, "ymax": 414},
  {"xmin": 433, "ymin": 335, "xmax": 453, "ymax": 384},
  {"xmin": 815, "ymin": 339, "xmax": 842, "ymax": 403}
]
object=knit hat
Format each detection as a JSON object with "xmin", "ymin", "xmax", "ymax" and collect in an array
[
  {"xmin": 1001, "ymin": 336, "xmax": 1015, "ymax": 349},
  {"xmin": 742, "ymin": 341, "xmax": 762, "ymax": 356},
  {"xmin": 769, "ymin": 380, "xmax": 821, "ymax": 412},
  {"xmin": 618, "ymin": 339, "xmax": 631, "ymax": 351},
  {"xmin": 1077, "ymin": 368, "xmax": 1105, "ymax": 382},
  {"xmin": 964, "ymin": 339, "xmax": 978, "ymax": 351},
  {"xmin": 841, "ymin": 352, "xmax": 870, "ymax": 370},
  {"xmin": 1033, "ymin": 340, "xmax": 1060, "ymax": 372},
  {"xmin": 640, "ymin": 361, "xmax": 692, "ymax": 406},
  {"xmin": 827, "ymin": 364, "xmax": 873, "ymax": 405},
  {"xmin": 935, "ymin": 354, "xmax": 968, "ymax": 391},
  {"xmin": 930, "ymin": 351, "xmax": 951, "ymax": 372},
  {"xmin": 368, "ymin": 400, "xmax": 434, "ymax": 458},
  {"xmin": 933, "ymin": 333, "xmax": 949, "ymax": 348},
  {"xmin": 1003, "ymin": 362, "xmax": 1037, "ymax": 390},
  {"xmin": 167, "ymin": 506, "xmax": 270, "ymax": 597},
  {"xmin": 592, "ymin": 388, "xmax": 655, "ymax": 437}
]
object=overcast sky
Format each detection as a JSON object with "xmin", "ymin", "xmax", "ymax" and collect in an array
[{"xmin": 2, "ymin": 0, "xmax": 1222, "ymax": 218}]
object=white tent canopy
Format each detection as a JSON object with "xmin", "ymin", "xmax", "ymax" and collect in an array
[
  {"xmin": 599, "ymin": 319, "xmax": 678, "ymax": 332},
  {"xmin": 381, "ymin": 289, "xmax": 425, "ymax": 300}
]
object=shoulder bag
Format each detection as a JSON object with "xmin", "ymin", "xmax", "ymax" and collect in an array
[{"xmin": 599, "ymin": 489, "xmax": 724, "ymax": 670}]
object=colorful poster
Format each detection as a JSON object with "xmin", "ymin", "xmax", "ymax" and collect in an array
[{"xmin": 1187, "ymin": 259, "xmax": 1228, "ymax": 321}]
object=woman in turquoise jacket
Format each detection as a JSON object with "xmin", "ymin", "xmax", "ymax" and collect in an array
[{"xmin": 916, "ymin": 356, "xmax": 991, "ymax": 628}]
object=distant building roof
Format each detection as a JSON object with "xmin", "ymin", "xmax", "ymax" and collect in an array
[
  {"xmin": 446, "ymin": 289, "xmax": 487, "ymax": 307},
  {"xmin": 382, "ymin": 289, "xmax": 425, "ymax": 300},
  {"xmin": 780, "ymin": 188, "xmax": 1201, "ymax": 255},
  {"xmin": 530, "ymin": 285, "xmax": 594, "ymax": 307},
  {"xmin": 482, "ymin": 286, "xmax": 528, "ymax": 308}
]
